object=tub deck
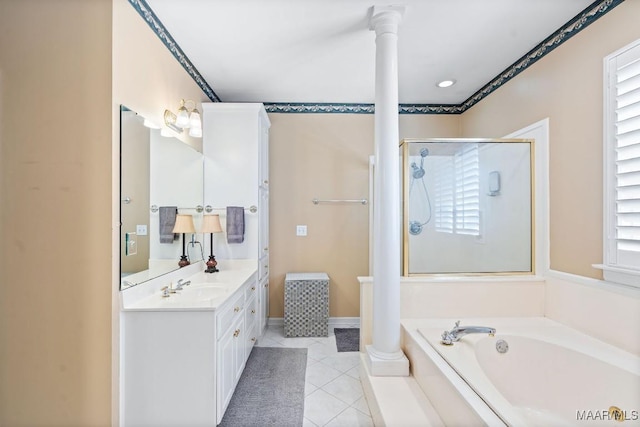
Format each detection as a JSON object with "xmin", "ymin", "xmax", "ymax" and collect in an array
[{"xmin": 397, "ymin": 317, "xmax": 640, "ymax": 426}]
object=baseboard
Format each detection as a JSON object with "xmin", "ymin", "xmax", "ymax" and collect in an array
[{"xmin": 267, "ymin": 317, "xmax": 360, "ymax": 327}]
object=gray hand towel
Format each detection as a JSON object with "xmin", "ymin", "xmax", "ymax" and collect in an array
[
  {"xmin": 159, "ymin": 206, "xmax": 178, "ymax": 244},
  {"xmin": 226, "ymin": 206, "xmax": 245, "ymax": 244}
]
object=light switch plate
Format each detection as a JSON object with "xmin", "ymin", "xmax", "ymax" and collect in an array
[
  {"xmin": 296, "ymin": 225, "xmax": 307, "ymax": 236},
  {"xmin": 136, "ymin": 224, "xmax": 148, "ymax": 236}
]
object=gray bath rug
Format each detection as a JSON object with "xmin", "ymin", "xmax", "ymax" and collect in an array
[
  {"xmin": 334, "ymin": 328, "xmax": 360, "ymax": 352},
  {"xmin": 219, "ymin": 347, "xmax": 307, "ymax": 427}
]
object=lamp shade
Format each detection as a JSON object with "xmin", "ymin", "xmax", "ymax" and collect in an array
[
  {"xmin": 176, "ymin": 105, "xmax": 190, "ymax": 128},
  {"xmin": 188, "ymin": 126, "xmax": 202, "ymax": 138},
  {"xmin": 189, "ymin": 108, "xmax": 201, "ymax": 129},
  {"xmin": 201, "ymin": 214, "xmax": 223, "ymax": 233},
  {"xmin": 172, "ymin": 214, "xmax": 196, "ymax": 233}
]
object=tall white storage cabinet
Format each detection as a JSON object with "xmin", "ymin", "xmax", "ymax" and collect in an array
[{"xmin": 202, "ymin": 103, "xmax": 270, "ymax": 337}]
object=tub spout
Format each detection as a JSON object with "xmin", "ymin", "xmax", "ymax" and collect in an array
[{"xmin": 441, "ymin": 320, "xmax": 496, "ymax": 345}]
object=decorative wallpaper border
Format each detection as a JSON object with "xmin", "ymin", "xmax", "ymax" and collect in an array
[
  {"xmin": 128, "ymin": 0, "xmax": 221, "ymax": 103},
  {"xmin": 459, "ymin": 0, "xmax": 624, "ymax": 112},
  {"xmin": 132, "ymin": 0, "xmax": 621, "ymax": 114},
  {"xmin": 263, "ymin": 103, "xmax": 465, "ymax": 114}
]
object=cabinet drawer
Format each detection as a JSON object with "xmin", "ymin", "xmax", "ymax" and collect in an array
[
  {"xmin": 244, "ymin": 293, "xmax": 257, "ymax": 329},
  {"xmin": 244, "ymin": 280, "xmax": 258, "ymax": 301},
  {"xmin": 217, "ymin": 291, "xmax": 245, "ymax": 337}
]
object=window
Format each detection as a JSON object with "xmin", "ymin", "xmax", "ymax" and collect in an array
[
  {"xmin": 433, "ymin": 143, "xmax": 480, "ymax": 236},
  {"xmin": 454, "ymin": 144, "xmax": 480, "ymax": 236},
  {"xmin": 602, "ymin": 38, "xmax": 640, "ymax": 287},
  {"xmin": 434, "ymin": 156, "xmax": 454, "ymax": 233}
]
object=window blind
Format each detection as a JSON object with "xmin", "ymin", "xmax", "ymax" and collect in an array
[
  {"xmin": 614, "ymin": 52, "xmax": 640, "ymax": 266},
  {"xmin": 434, "ymin": 156, "xmax": 454, "ymax": 233},
  {"xmin": 454, "ymin": 144, "xmax": 480, "ymax": 236}
]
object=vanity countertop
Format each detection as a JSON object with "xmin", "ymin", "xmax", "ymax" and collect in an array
[{"xmin": 122, "ymin": 259, "xmax": 258, "ymax": 312}]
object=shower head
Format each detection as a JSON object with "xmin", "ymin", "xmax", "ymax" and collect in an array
[
  {"xmin": 419, "ymin": 148, "xmax": 429, "ymax": 157},
  {"xmin": 411, "ymin": 162, "xmax": 425, "ymax": 179}
]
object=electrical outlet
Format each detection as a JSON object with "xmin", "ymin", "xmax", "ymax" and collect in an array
[
  {"xmin": 136, "ymin": 224, "xmax": 147, "ymax": 236},
  {"xmin": 296, "ymin": 225, "xmax": 307, "ymax": 236}
]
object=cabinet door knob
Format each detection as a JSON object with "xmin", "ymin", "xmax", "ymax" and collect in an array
[
  {"xmin": 234, "ymin": 306, "xmax": 241, "ymax": 312},
  {"xmin": 251, "ymin": 337, "xmax": 256, "ymax": 342},
  {"xmin": 251, "ymin": 309, "xmax": 256, "ymax": 314},
  {"xmin": 264, "ymin": 283, "xmax": 269, "ymax": 288},
  {"xmin": 263, "ymin": 180, "xmax": 269, "ymax": 185},
  {"xmin": 233, "ymin": 329, "xmax": 240, "ymax": 337},
  {"xmin": 263, "ymin": 247, "xmax": 268, "ymax": 252},
  {"xmin": 251, "ymin": 286, "xmax": 256, "ymax": 291}
]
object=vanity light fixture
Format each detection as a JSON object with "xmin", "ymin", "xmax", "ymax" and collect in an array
[
  {"xmin": 164, "ymin": 99, "xmax": 203, "ymax": 138},
  {"xmin": 172, "ymin": 214, "xmax": 196, "ymax": 267},
  {"xmin": 436, "ymin": 79, "xmax": 456, "ymax": 88},
  {"xmin": 201, "ymin": 214, "xmax": 223, "ymax": 273}
]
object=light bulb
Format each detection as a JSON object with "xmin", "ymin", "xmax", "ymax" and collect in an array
[
  {"xmin": 189, "ymin": 109, "xmax": 201, "ymax": 129},
  {"xmin": 437, "ymin": 79, "xmax": 456, "ymax": 88},
  {"xmin": 176, "ymin": 105, "xmax": 190, "ymax": 128},
  {"xmin": 188, "ymin": 125, "xmax": 202, "ymax": 138}
]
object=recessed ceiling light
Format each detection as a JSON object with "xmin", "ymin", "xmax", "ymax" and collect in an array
[{"xmin": 437, "ymin": 79, "xmax": 456, "ymax": 88}]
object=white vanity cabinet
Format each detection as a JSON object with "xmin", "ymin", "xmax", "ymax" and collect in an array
[
  {"xmin": 202, "ymin": 102, "xmax": 270, "ymax": 339},
  {"xmin": 122, "ymin": 269, "xmax": 258, "ymax": 427}
]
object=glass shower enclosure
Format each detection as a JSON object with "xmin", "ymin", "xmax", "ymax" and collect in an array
[{"xmin": 400, "ymin": 138, "xmax": 535, "ymax": 276}]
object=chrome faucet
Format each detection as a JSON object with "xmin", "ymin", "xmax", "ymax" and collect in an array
[
  {"xmin": 441, "ymin": 320, "xmax": 496, "ymax": 345},
  {"xmin": 175, "ymin": 279, "xmax": 191, "ymax": 291}
]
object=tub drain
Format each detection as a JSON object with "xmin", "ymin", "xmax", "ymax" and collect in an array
[{"xmin": 496, "ymin": 339, "xmax": 509, "ymax": 354}]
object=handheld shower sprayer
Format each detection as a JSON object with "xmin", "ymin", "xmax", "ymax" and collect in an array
[{"xmin": 409, "ymin": 147, "xmax": 432, "ymax": 235}]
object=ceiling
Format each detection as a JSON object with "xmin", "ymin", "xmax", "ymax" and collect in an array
[{"xmin": 144, "ymin": 0, "xmax": 598, "ymax": 106}]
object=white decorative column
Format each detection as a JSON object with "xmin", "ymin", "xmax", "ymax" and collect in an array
[{"xmin": 366, "ymin": 5, "xmax": 409, "ymax": 377}]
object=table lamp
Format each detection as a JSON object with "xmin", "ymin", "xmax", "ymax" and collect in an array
[
  {"xmin": 201, "ymin": 214, "xmax": 223, "ymax": 273},
  {"xmin": 172, "ymin": 214, "xmax": 196, "ymax": 267}
]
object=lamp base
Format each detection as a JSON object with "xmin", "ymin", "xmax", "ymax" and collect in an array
[
  {"xmin": 205, "ymin": 255, "xmax": 219, "ymax": 273},
  {"xmin": 178, "ymin": 255, "xmax": 190, "ymax": 268}
]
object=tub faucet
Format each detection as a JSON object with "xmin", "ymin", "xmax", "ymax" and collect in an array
[
  {"xmin": 441, "ymin": 320, "xmax": 496, "ymax": 345},
  {"xmin": 175, "ymin": 279, "xmax": 191, "ymax": 291}
]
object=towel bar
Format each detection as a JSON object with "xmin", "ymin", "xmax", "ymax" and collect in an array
[
  {"xmin": 312, "ymin": 198, "xmax": 368, "ymax": 205},
  {"xmin": 205, "ymin": 205, "xmax": 258, "ymax": 214},
  {"xmin": 150, "ymin": 205, "xmax": 204, "ymax": 213}
]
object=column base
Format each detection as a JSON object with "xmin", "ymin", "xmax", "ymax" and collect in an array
[{"xmin": 365, "ymin": 345, "xmax": 409, "ymax": 376}]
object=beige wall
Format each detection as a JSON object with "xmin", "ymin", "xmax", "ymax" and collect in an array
[
  {"xmin": 0, "ymin": 1, "xmax": 113, "ymax": 425},
  {"xmin": 112, "ymin": 0, "xmax": 208, "ymax": 422},
  {"xmin": 461, "ymin": 0, "xmax": 640, "ymax": 279},
  {"xmin": 113, "ymin": 0, "xmax": 208, "ymax": 154},
  {"xmin": 268, "ymin": 114, "xmax": 460, "ymax": 317},
  {"xmin": 0, "ymin": 0, "xmax": 208, "ymax": 424}
]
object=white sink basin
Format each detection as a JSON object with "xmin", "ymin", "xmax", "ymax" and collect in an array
[{"xmin": 179, "ymin": 284, "xmax": 229, "ymax": 302}]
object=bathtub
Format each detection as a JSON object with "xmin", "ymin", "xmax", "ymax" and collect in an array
[{"xmin": 402, "ymin": 318, "xmax": 640, "ymax": 426}]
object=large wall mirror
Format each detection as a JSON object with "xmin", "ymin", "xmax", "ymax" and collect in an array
[
  {"xmin": 401, "ymin": 138, "xmax": 534, "ymax": 275},
  {"xmin": 120, "ymin": 106, "xmax": 204, "ymax": 289}
]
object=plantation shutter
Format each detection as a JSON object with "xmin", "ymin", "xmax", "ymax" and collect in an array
[
  {"xmin": 454, "ymin": 144, "xmax": 480, "ymax": 236},
  {"xmin": 434, "ymin": 156, "xmax": 454, "ymax": 233},
  {"xmin": 603, "ymin": 39, "xmax": 640, "ymax": 288},
  {"xmin": 613, "ymin": 47, "xmax": 640, "ymax": 267}
]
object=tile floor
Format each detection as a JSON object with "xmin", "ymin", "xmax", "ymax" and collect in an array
[{"xmin": 256, "ymin": 324, "xmax": 374, "ymax": 427}]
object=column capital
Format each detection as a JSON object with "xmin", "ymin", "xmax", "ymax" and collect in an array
[{"xmin": 368, "ymin": 5, "xmax": 406, "ymax": 35}]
